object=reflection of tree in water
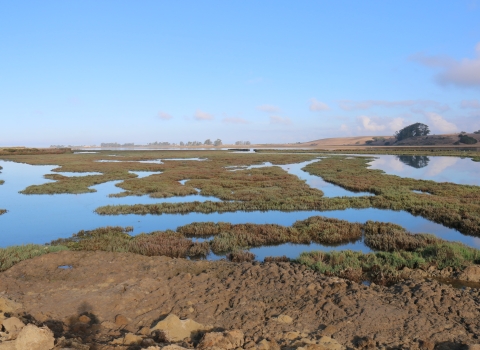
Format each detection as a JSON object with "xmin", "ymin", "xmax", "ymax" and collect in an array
[{"xmin": 397, "ymin": 155, "xmax": 430, "ymax": 169}]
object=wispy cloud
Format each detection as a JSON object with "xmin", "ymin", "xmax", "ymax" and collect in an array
[
  {"xmin": 356, "ymin": 115, "xmax": 405, "ymax": 133},
  {"xmin": 158, "ymin": 111, "xmax": 173, "ymax": 120},
  {"xmin": 424, "ymin": 112, "xmax": 458, "ymax": 133},
  {"xmin": 257, "ymin": 104, "xmax": 280, "ymax": 113},
  {"xmin": 460, "ymin": 99, "xmax": 480, "ymax": 109},
  {"xmin": 194, "ymin": 109, "xmax": 214, "ymax": 121},
  {"xmin": 222, "ymin": 117, "xmax": 248, "ymax": 124},
  {"xmin": 309, "ymin": 98, "xmax": 330, "ymax": 111},
  {"xmin": 269, "ymin": 115, "xmax": 292, "ymax": 125},
  {"xmin": 410, "ymin": 42, "xmax": 480, "ymax": 88},
  {"xmin": 339, "ymin": 99, "xmax": 449, "ymax": 113}
]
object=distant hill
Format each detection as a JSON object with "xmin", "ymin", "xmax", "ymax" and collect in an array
[{"xmin": 290, "ymin": 133, "xmax": 480, "ymax": 149}]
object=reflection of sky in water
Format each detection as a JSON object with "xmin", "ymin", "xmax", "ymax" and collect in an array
[
  {"xmin": 368, "ymin": 155, "xmax": 480, "ymax": 186},
  {"xmin": 1, "ymin": 159, "xmax": 480, "ymax": 255}
]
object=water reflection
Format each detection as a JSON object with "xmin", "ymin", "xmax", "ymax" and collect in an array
[
  {"xmin": 369, "ymin": 155, "xmax": 479, "ymax": 186},
  {"xmin": 397, "ymin": 155, "xmax": 430, "ymax": 169}
]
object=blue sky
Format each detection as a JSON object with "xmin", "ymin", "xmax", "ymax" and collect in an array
[{"xmin": 1, "ymin": 1, "xmax": 480, "ymax": 146}]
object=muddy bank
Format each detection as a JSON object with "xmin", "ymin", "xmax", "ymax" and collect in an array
[{"xmin": 1, "ymin": 251, "xmax": 480, "ymax": 349}]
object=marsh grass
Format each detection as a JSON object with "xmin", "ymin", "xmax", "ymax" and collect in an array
[
  {"xmin": 226, "ymin": 250, "xmax": 255, "ymax": 262},
  {"xmin": 7, "ymin": 150, "xmax": 480, "ymax": 239},
  {"xmin": 0, "ymin": 244, "xmax": 69, "ymax": 272},
  {"xmin": 298, "ymin": 238, "xmax": 480, "ymax": 285}
]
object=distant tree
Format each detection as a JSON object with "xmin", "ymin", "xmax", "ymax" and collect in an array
[
  {"xmin": 180, "ymin": 141, "xmax": 185, "ymax": 146},
  {"xmin": 213, "ymin": 139, "xmax": 222, "ymax": 146},
  {"xmin": 245, "ymin": 141, "xmax": 251, "ymax": 145},
  {"xmin": 204, "ymin": 139, "xmax": 212, "ymax": 145},
  {"xmin": 475, "ymin": 130, "xmax": 480, "ymax": 134},
  {"xmin": 459, "ymin": 134, "xmax": 478, "ymax": 144},
  {"xmin": 395, "ymin": 123, "xmax": 430, "ymax": 141}
]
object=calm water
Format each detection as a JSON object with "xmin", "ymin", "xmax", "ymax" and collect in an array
[
  {"xmin": 368, "ymin": 154, "xmax": 480, "ymax": 186},
  {"xmin": 1, "ymin": 156, "xmax": 479, "ymax": 259}
]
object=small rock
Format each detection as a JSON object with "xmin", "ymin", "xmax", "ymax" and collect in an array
[
  {"xmin": 0, "ymin": 298, "xmax": 21, "ymax": 323},
  {"xmin": 138, "ymin": 326, "xmax": 151, "ymax": 335},
  {"xmin": 459, "ymin": 265, "xmax": 480, "ymax": 282},
  {"xmin": 78, "ymin": 315, "xmax": 91, "ymax": 324},
  {"xmin": 274, "ymin": 314, "xmax": 292, "ymax": 324},
  {"xmin": 2, "ymin": 317, "xmax": 25, "ymax": 338},
  {"xmin": 319, "ymin": 325, "xmax": 337, "ymax": 337},
  {"xmin": 15, "ymin": 324, "xmax": 55, "ymax": 350},
  {"xmin": 257, "ymin": 339, "xmax": 271, "ymax": 350},
  {"xmin": 111, "ymin": 332, "xmax": 143, "ymax": 345},
  {"xmin": 115, "ymin": 314, "xmax": 129, "ymax": 326},
  {"xmin": 150, "ymin": 314, "xmax": 208, "ymax": 342},
  {"xmin": 198, "ymin": 330, "xmax": 244, "ymax": 350},
  {"xmin": 317, "ymin": 336, "xmax": 346, "ymax": 350},
  {"xmin": 283, "ymin": 331, "xmax": 300, "ymax": 340}
]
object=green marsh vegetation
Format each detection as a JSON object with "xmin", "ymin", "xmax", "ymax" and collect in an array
[
  {"xmin": 1, "ymin": 150, "xmax": 319, "ymax": 196},
  {"xmin": 302, "ymin": 156, "xmax": 480, "ymax": 236},
  {"xmin": 4, "ymin": 149, "xmax": 480, "ymax": 238},
  {"xmin": 0, "ymin": 244, "xmax": 68, "ymax": 272},
  {"xmin": 1, "ymin": 216, "xmax": 478, "ymax": 285}
]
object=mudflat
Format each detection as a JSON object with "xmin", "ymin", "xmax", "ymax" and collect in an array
[{"xmin": 1, "ymin": 251, "xmax": 479, "ymax": 349}]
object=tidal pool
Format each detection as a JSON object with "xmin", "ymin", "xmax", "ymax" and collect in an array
[
  {"xmin": 0, "ymin": 158, "xmax": 478, "ymax": 258},
  {"xmin": 368, "ymin": 155, "xmax": 480, "ymax": 186}
]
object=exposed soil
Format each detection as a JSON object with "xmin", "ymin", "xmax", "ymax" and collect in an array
[{"xmin": 1, "ymin": 251, "xmax": 480, "ymax": 349}]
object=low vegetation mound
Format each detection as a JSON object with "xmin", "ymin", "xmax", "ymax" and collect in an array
[{"xmin": 1, "ymin": 216, "xmax": 478, "ymax": 286}]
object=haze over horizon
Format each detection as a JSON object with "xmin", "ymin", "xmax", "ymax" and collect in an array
[{"xmin": 1, "ymin": 1, "xmax": 480, "ymax": 147}]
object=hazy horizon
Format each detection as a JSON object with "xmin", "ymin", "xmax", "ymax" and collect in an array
[{"xmin": 1, "ymin": 1, "xmax": 480, "ymax": 147}]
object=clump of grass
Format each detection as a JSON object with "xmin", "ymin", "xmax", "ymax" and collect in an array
[
  {"xmin": 293, "ymin": 216, "xmax": 362, "ymax": 244},
  {"xmin": 226, "ymin": 250, "xmax": 255, "ymax": 262},
  {"xmin": 176, "ymin": 217, "xmax": 362, "ymax": 254},
  {"xmin": 50, "ymin": 226, "xmax": 210, "ymax": 258},
  {"xmin": 298, "ymin": 239, "xmax": 480, "ymax": 285},
  {"xmin": 264, "ymin": 256, "xmax": 290, "ymax": 262},
  {"xmin": 0, "ymin": 244, "xmax": 69, "ymax": 272},
  {"xmin": 364, "ymin": 221, "xmax": 438, "ymax": 251}
]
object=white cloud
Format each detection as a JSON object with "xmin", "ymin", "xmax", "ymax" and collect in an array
[
  {"xmin": 339, "ymin": 99, "xmax": 449, "ymax": 113},
  {"xmin": 357, "ymin": 116, "xmax": 385, "ymax": 131},
  {"xmin": 194, "ymin": 109, "xmax": 214, "ymax": 121},
  {"xmin": 222, "ymin": 117, "xmax": 248, "ymax": 124},
  {"xmin": 356, "ymin": 115, "xmax": 405, "ymax": 133},
  {"xmin": 424, "ymin": 112, "xmax": 458, "ymax": 133},
  {"xmin": 411, "ymin": 42, "xmax": 480, "ymax": 88},
  {"xmin": 269, "ymin": 115, "xmax": 292, "ymax": 125},
  {"xmin": 460, "ymin": 99, "xmax": 480, "ymax": 109},
  {"xmin": 257, "ymin": 104, "xmax": 280, "ymax": 113},
  {"xmin": 309, "ymin": 98, "xmax": 330, "ymax": 111},
  {"xmin": 158, "ymin": 111, "xmax": 173, "ymax": 120}
]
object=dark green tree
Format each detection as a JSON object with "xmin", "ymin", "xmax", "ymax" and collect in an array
[{"xmin": 395, "ymin": 123, "xmax": 430, "ymax": 141}]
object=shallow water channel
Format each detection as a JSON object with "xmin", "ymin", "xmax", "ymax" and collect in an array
[{"xmin": 1, "ymin": 155, "xmax": 479, "ymax": 261}]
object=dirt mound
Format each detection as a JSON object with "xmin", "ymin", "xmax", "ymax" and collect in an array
[{"xmin": 1, "ymin": 251, "xmax": 480, "ymax": 349}]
